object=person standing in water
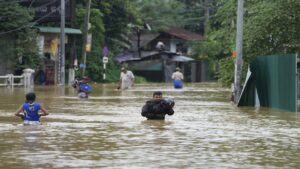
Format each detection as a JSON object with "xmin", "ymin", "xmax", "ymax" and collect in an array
[
  {"xmin": 72, "ymin": 76, "xmax": 92, "ymax": 98},
  {"xmin": 172, "ymin": 67, "xmax": 184, "ymax": 89},
  {"xmin": 118, "ymin": 67, "xmax": 135, "ymax": 90},
  {"xmin": 141, "ymin": 91, "xmax": 175, "ymax": 120},
  {"xmin": 15, "ymin": 92, "xmax": 49, "ymax": 125}
]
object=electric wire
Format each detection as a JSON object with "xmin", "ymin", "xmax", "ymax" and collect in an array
[
  {"xmin": 0, "ymin": 5, "xmax": 61, "ymax": 36},
  {"xmin": 0, "ymin": 0, "xmax": 57, "ymax": 18},
  {"xmin": 29, "ymin": 0, "xmax": 35, "ymax": 8},
  {"xmin": 0, "ymin": 0, "xmax": 71, "ymax": 36},
  {"xmin": 0, "ymin": 0, "xmax": 30, "ymax": 4}
]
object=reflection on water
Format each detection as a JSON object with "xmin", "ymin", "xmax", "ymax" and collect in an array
[{"xmin": 0, "ymin": 83, "xmax": 300, "ymax": 169}]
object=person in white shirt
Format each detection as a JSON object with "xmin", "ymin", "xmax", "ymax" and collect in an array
[
  {"xmin": 171, "ymin": 67, "xmax": 184, "ymax": 88},
  {"xmin": 118, "ymin": 67, "xmax": 135, "ymax": 90}
]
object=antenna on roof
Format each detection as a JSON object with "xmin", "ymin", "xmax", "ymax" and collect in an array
[{"xmin": 144, "ymin": 23, "xmax": 151, "ymax": 31}]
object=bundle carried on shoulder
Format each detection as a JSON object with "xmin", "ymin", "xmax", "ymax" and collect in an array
[{"xmin": 79, "ymin": 84, "xmax": 92, "ymax": 93}]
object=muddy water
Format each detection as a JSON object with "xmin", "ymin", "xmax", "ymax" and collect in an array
[{"xmin": 0, "ymin": 83, "xmax": 299, "ymax": 169}]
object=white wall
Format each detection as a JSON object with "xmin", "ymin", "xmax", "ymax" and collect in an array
[{"xmin": 170, "ymin": 39, "xmax": 183, "ymax": 53}]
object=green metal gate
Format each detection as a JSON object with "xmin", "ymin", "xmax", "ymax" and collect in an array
[{"xmin": 238, "ymin": 54, "xmax": 297, "ymax": 112}]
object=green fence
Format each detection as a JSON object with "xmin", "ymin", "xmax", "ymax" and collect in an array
[{"xmin": 238, "ymin": 54, "xmax": 297, "ymax": 112}]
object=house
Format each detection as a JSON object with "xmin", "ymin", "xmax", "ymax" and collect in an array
[
  {"xmin": 0, "ymin": 0, "xmax": 81, "ymax": 85},
  {"xmin": 114, "ymin": 27, "xmax": 210, "ymax": 82},
  {"xmin": 36, "ymin": 26, "xmax": 81, "ymax": 85}
]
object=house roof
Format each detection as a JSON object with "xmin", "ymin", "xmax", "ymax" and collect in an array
[
  {"xmin": 114, "ymin": 50, "xmax": 159, "ymax": 63},
  {"xmin": 131, "ymin": 33, "xmax": 160, "ymax": 50},
  {"xmin": 114, "ymin": 50, "xmax": 194, "ymax": 63},
  {"xmin": 171, "ymin": 55, "xmax": 194, "ymax": 62},
  {"xmin": 164, "ymin": 27, "xmax": 203, "ymax": 41},
  {"xmin": 36, "ymin": 26, "xmax": 82, "ymax": 34}
]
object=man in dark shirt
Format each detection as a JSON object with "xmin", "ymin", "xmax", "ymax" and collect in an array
[{"xmin": 141, "ymin": 91, "xmax": 175, "ymax": 120}]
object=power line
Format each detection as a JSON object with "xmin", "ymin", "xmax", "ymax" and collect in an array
[
  {"xmin": 0, "ymin": 0, "xmax": 29, "ymax": 4},
  {"xmin": 29, "ymin": 0, "xmax": 35, "ymax": 8},
  {"xmin": 0, "ymin": 0, "xmax": 71, "ymax": 35},
  {"xmin": 0, "ymin": 5, "xmax": 61, "ymax": 36},
  {"xmin": 33, "ymin": 0, "xmax": 57, "ymax": 11},
  {"xmin": 0, "ymin": 0, "xmax": 59, "ymax": 18}
]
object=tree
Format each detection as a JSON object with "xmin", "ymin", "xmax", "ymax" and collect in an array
[
  {"xmin": 0, "ymin": 1, "xmax": 40, "ymax": 72},
  {"xmin": 243, "ymin": 0, "xmax": 300, "ymax": 58},
  {"xmin": 133, "ymin": 0, "xmax": 185, "ymax": 31},
  {"xmin": 75, "ymin": 0, "xmax": 141, "ymax": 82},
  {"xmin": 191, "ymin": 0, "xmax": 300, "ymax": 86}
]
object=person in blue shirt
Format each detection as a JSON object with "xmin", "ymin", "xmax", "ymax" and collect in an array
[
  {"xmin": 72, "ymin": 76, "xmax": 92, "ymax": 98},
  {"xmin": 15, "ymin": 92, "xmax": 49, "ymax": 125}
]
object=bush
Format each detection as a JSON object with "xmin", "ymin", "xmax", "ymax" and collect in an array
[
  {"xmin": 134, "ymin": 76, "xmax": 147, "ymax": 83},
  {"xmin": 217, "ymin": 57, "xmax": 234, "ymax": 87}
]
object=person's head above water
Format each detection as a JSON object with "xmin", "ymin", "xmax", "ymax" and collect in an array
[
  {"xmin": 81, "ymin": 76, "xmax": 89, "ymax": 83},
  {"xmin": 121, "ymin": 67, "xmax": 127, "ymax": 73},
  {"xmin": 152, "ymin": 91, "xmax": 162, "ymax": 101},
  {"xmin": 26, "ymin": 92, "xmax": 36, "ymax": 103}
]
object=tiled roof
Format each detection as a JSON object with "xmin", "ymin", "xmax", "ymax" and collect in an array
[{"xmin": 164, "ymin": 27, "xmax": 203, "ymax": 40}]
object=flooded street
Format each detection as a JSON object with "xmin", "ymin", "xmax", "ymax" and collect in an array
[{"xmin": 0, "ymin": 83, "xmax": 300, "ymax": 169}]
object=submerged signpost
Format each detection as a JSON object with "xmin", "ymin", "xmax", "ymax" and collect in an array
[{"xmin": 102, "ymin": 46, "xmax": 109, "ymax": 80}]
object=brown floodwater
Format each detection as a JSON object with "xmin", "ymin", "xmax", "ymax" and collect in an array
[{"xmin": 0, "ymin": 83, "xmax": 299, "ymax": 169}]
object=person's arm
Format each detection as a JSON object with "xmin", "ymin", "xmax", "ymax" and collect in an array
[
  {"xmin": 39, "ymin": 105, "xmax": 49, "ymax": 116},
  {"xmin": 130, "ymin": 71, "xmax": 134, "ymax": 86},
  {"xmin": 118, "ymin": 73, "xmax": 123, "ymax": 89},
  {"xmin": 141, "ymin": 101, "xmax": 157, "ymax": 118},
  {"xmin": 14, "ymin": 105, "xmax": 24, "ymax": 117},
  {"xmin": 141, "ymin": 103, "xmax": 150, "ymax": 117},
  {"xmin": 131, "ymin": 77, "xmax": 135, "ymax": 87}
]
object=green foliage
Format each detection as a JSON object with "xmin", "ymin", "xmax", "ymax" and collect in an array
[
  {"xmin": 96, "ymin": 0, "xmax": 142, "ymax": 47},
  {"xmin": 189, "ymin": 0, "xmax": 300, "ymax": 86},
  {"xmin": 134, "ymin": 76, "xmax": 147, "ymax": 83},
  {"xmin": 75, "ymin": 1, "xmax": 140, "ymax": 82},
  {"xmin": 175, "ymin": 0, "xmax": 217, "ymax": 34},
  {"xmin": 243, "ymin": 0, "xmax": 300, "ymax": 59},
  {"xmin": 75, "ymin": 7, "xmax": 105, "ymax": 82},
  {"xmin": 0, "ymin": 2, "xmax": 33, "ymax": 31},
  {"xmin": 0, "ymin": 2, "xmax": 40, "ymax": 72},
  {"xmin": 133, "ymin": 0, "xmax": 185, "ymax": 31},
  {"xmin": 105, "ymin": 57, "xmax": 121, "ymax": 82},
  {"xmin": 217, "ymin": 57, "xmax": 234, "ymax": 87}
]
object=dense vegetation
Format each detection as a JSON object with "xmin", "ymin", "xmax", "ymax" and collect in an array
[
  {"xmin": 0, "ymin": 1, "xmax": 40, "ymax": 72},
  {"xmin": 194, "ymin": 0, "xmax": 300, "ymax": 86},
  {"xmin": 1, "ymin": 0, "xmax": 300, "ymax": 85}
]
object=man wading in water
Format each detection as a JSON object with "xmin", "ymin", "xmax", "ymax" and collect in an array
[
  {"xmin": 141, "ymin": 91, "xmax": 175, "ymax": 120},
  {"xmin": 118, "ymin": 67, "xmax": 135, "ymax": 90}
]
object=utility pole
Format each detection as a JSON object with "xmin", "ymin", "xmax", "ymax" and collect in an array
[
  {"xmin": 81, "ymin": 0, "xmax": 91, "ymax": 77},
  {"xmin": 68, "ymin": 0, "xmax": 76, "ymax": 85},
  {"xmin": 203, "ymin": 0, "xmax": 210, "ymax": 36},
  {"xmin": 137, "ymin": 28, "xmax": 141, "ymax": 58},
  {"xmin": 59, "ymin": 0, "xmax": 65, "ymax": 85},
  {"xmin": 234, "ymin": 0, "xmax": 244, "ymax": 103}
]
